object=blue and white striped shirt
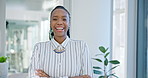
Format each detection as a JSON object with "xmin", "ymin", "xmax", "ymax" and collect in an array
[{"xmin": 28, "ymin": 37, "xmax": 92, "ymax": 78}]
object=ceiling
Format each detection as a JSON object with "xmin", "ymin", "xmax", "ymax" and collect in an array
[{"xmin": 6, "ymin": 0, "xmax": 63, "ymax": 11}]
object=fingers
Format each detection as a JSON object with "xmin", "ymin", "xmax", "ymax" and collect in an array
[
  {"xmin": 35, "ymin": 69, "xmax": 50, "ymax": 77},
  {"xmin": 81, "ymin": 75, "xmax": 91, "ymax": 78}
]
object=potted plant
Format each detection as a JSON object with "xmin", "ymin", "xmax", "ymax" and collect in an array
[
  {"xmin": 93, "ymin": 46, "xmax": 120, "ymax": 78},
  {"xmin": 0, "ymin": 56, "xmax": 9, "ymax": 78}
]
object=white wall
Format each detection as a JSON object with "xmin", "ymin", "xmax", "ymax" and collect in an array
[
  {"xmin": 0, "ymin": 0, "xmax": 6, "ymax": 56},
  {"xmin": 71, "ymin": 0, "xmax": 112, "ymax": 77}
]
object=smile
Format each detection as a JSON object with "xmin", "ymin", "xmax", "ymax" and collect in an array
[
  {"xmin": 55, "ymin": 27, "xmax": 64, "ymax": 32},
  {"xmin": 56, "ymin": 27, "xmax": 64, "ymax": 30}
]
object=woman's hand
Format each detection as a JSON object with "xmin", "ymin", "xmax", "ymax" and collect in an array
[
  {"xmin": 70, "ymin": 75, "xmax": 91, "ymax": 78},
  {"xmin": 35, "ymin": 69, "xmax": 50, "ymax": 77},
  {"xmin": 80, "ymin": 75, "xmax": 91, "ymax": 78}
]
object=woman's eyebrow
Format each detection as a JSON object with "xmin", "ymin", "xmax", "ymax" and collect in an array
[
  {"xmin": 52, "ymin": 16, "xmax": 67, "ymax": 17},
  {"xmin": 53, "ymin": 16, "xmax": 58, "ymax": 17}
]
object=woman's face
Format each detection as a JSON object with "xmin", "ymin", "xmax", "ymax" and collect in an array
[{"xmin": 50, "ymin": 9, "xmax": 70, "ymax": 38}]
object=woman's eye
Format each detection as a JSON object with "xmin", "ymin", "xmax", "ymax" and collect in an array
[
  {"xmin": 53, "ymin": 19, "xmax": 57, "ymax": 21},
  {"xmin": 63, "ymin": 19, "xmax": 67, "ymax": 21}
]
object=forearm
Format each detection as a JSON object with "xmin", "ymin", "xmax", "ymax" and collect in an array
[
  {"xmin": 70, "ymin": 75, "xmax": 91, "ymax": 78},
  {"xmin": 69, "ymin": 76, "xmax": 82, "ymax": 78}
]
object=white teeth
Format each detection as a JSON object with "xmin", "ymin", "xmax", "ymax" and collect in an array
[{"xmin": 56, "ymin": 28, "xmax": 63, "ymax": 30}]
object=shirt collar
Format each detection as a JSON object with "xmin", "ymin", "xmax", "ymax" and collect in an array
[{"xmin": 51, "ymin": 36, "xmax": 70, "ymax": 48}]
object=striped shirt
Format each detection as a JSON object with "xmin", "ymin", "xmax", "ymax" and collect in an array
[{"xmin": 28, "ymin": 36, "xmax": 92, "ymax": 78}]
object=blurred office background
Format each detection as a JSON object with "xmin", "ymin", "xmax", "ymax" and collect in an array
[
  {"xmin": 6, "ymin": 0, "xmax": 62, "ymax": 74},
  {"xmin": 0, "ymin": 0, "xmax": 147, "ymax": 78},
  {"xmin": 4, "ymin": 0, "xmax": 65, "ymax": 77}
]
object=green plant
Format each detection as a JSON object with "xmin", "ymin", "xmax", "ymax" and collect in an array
[
  {"xmin": 93, "ymin": 46, "xmax": 120, "ymax": 78},
  {"xmin": 0, "ymin": 56, "xmax": 9, "ymax": 63}
]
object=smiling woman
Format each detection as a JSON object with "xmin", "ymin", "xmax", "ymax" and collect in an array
[{"xmin": 28, "ymin": 6, "xmax": 93, "ymax": 78}]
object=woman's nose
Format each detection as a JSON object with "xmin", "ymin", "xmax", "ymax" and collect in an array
[{"xmin": 57, "ymin": 20, "xmax": 63, "ymax": 25}]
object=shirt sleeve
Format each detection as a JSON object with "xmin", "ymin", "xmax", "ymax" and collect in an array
[
  {"xmin": 28, "ymin": 43, "xmax": 41, "ymax": 78},
  {"xmin": 80, "ymin": 42, "xmax": 93, "ymax": 77}
]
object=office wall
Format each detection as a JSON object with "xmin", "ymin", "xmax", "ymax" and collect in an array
[
  {"xmin": 0, "ymin": 0, "xmax": 6, "ymax": 56},
  {"xmin": 71, "ymin": 0, "xmax": 112, "ymax": 77}
]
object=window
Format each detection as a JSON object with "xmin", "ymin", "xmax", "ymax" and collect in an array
[
  {"xmin": 6, "ymin": 20, "xmax": 39, "ymax": 73},
  {"xmin": 112, "ymin": 0, "xmax": 127, "ymax": 77}
]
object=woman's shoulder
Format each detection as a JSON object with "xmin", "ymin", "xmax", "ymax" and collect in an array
[
  {"xmin": 32, "ymin": 41, "xmax": 51, "ymax": 51},
  {"xmin": 70, "ymin": 39, "xmax": 87, "ymax": 44},
  {"xmin": 34, "ymin": 41, "xmax": 51, "ymax": 46}
]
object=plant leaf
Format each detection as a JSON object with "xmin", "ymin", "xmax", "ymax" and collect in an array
[
  {"xmin": 107, "ymin": 73, "xmax": 116, "ymax": 77},
  {"xmin": 93, "ymin": 70, "xmax": 102, "ymax": 74},
  {"xmin": 105, "ymin": 48, "xmax": 109, "ymax": 52},
  {"xmin": 113, "ymin": 75, "xmax": 119, "ymax": 78},
  {"xmin": 95, "ymin": 54, "xmax": 103, "ymax": 56},
  {"xmin": 107, "ymin": 73, "xmax": 114, "ymax": 76},
  {"xmin": 110, "ymin": 74, "xmax": 119, "ymax": 78},
  {"xmin": 105, "ymin": 52, "xmax": 110, "ymax": 58},
  {"xmin": 104, "ymin": 58, "xmax": 108, "ymax": 66},
  {"xmin": 93, "ymin": 58, "xmax": 102, "ymax": 62},
  {"xmin": 109, "ymin": 60, "xmax": 120, "ymax": 64},
  {"xmin": 99, "ymin": 76, "xmax": 104, "ymax": 78},
  {"xmin": 0, "ymin": 56, "xmax": 8, "ymax": 63},
  {"xmin": 99, "ymin": 46, "xmax": 106, "ymax": 53},
  {"xmin": 107, "ymin": 65, "xmax": 119, "ymax": 72},
  {"xmin": 93, "ymin": 66, "xmax": 102, "ymax": 69}
]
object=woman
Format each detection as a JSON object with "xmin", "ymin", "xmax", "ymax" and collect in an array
[{"xmin": 29, "ymin": 6, "xmax": 92, "ymax": 78}]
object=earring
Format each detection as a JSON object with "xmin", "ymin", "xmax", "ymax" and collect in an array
[{"xmin": 49, "ymin": 29, "xmax": 53, "ymax": 40}]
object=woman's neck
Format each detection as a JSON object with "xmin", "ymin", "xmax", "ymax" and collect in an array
[{"xmin": 54, "ymin": 36, "xmax": 67, "ymax": 44}]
